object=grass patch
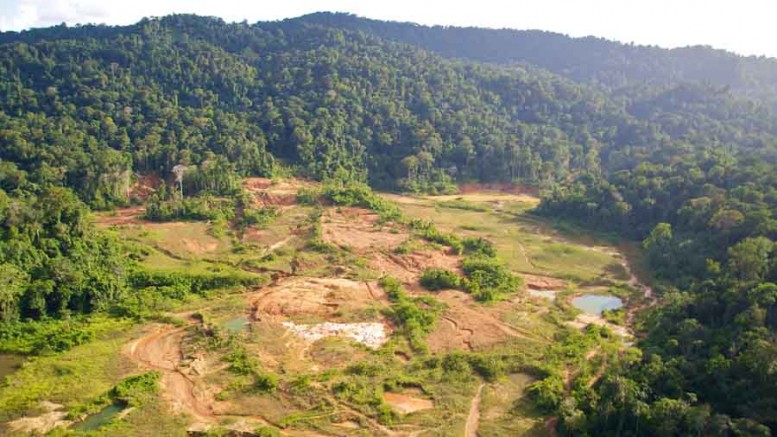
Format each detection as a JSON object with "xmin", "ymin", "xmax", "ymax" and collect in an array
[{"xmin": 0, "ymin": 318, "xmax": 135, "ymax": 420}]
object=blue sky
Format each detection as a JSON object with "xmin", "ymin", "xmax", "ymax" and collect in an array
[{"xmin": 2, "ymin": 0, "xmax": 776, "ymax": 58}]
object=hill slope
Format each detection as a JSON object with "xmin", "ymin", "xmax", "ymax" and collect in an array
[
  {"xmin": 1, "ymin": 14, "xmax": 776, "ymax": 207},
  {"xmin": 296, "ymin": 12, "xmax": 777, "ymax": 104}
]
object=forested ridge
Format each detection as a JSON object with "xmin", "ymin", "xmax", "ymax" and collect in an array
[{"xmin": 3, "ymin": 12, "xmax": 777, "ymax": 435}]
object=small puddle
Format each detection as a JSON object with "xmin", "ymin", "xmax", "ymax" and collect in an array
[
  {"xmin": 0, "ymin": 354, "xmax": 24, "ymax": 380},
  {"xmin": 572, "ymin": 294, "xmax": 623, "ymax": 315},
  {"xmin": 528, "ymin": 289, "xmax": 556, "ymax": 300},
  {"xmin": 223, "ymin": 316, "xmax": 249, "ymax": 333},
  {"xmin": 72, "ymin": 404, "xmax": 125, "ymax": 431}
]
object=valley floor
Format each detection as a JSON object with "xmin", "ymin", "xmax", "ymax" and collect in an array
[{"xmin": 0, "ymin": 179, "xmax": 650, "ymax": 436}]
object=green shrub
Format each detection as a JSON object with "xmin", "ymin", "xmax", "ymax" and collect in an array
[
  {"xmin": 253, "ymin": 372, "xmax": 279, "ymax": 393},
  {"xmin": 462, "ymin": 237, "xmax": 497, "ymax": 257},
  {"xmin": 438, "ymin": 199, "xmax": 489, "ymax": 212},
  {"xmin": 527, "ymin": 375, "xmax": 566, "ymax": 412},
  {"xmin": 112, "ymin": 372, "xmax": 160, "ymax": 407},
  {"xmin": 420, "ymin": 268, "xmax": 463, "ymax": 291},
  {"xmin": 241, "ymin": 207, "xmax": 278, "ymax": 229},
  {"xmin": 0, "ymin": 318, "xmax": 100, "ymax": 354},
  {"xmin": 379, "ymin": 276, "xmax": 404, "ymax": 302},
  {"xmin": 224, "ymin": 346, "xmax": 259, "ymax": 375},
  {"xmin": 255, "ymin": 427, "xmax": 282, "ymax": 437},
  {"xmin": 462, "ymin": 257, "xmax": 522, "ymax": 301},
  {"xmin": 379, "ymin": 276, "xmax": 443, "ymax": 351},
  {"xmin": 296, "ymin": 187, "xmax": 321, "ymax": 205},
  {"xmin": 602, "ymin": 308, "xmax": 627, "ymax": 325},
  {"xmin": 144, "ymin": 195, "xmax": 235, "ymax": 222},
  {"xmin": 411, "ymin": 219, "xmax": 464, "ymax": 254},
  {"xmin": 310, "ymin": 181, "xmax": 403, "ymax": 222}
]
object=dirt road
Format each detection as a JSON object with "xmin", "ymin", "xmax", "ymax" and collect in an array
[
  {"xmin": 465, "ymin": 384, "xmax": 485, "ymax": 437},
  {"xmin": 125, "ymin": 324, "xmax": 215, "ymax": 423}
]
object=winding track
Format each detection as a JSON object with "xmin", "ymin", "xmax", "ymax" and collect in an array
[
  {"xmin": 125, "ymin": 324, "xmax": 215, "ymax": 423},
  {"xmin": 465, "ymin": 384, "xmax": 485, "ymax": 437}
]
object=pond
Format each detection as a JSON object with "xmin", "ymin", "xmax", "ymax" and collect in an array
[
  {"xmin": 72, "ymin": 404, "xmax": 125, "ymax": 431},
  {"xmin": 572, "ymin": 294, "xmax": 623, "ymax": 315},
  {"xmin": 223, "ymin": 316, "xmax": 249, "ymax": 333},
  {"xmin": 0, "ymin": 354, "xmax": 24, "ymax": 379}
]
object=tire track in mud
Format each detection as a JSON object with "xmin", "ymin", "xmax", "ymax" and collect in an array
[
  {"xmin": 125, "ymin": 324, "xmax": 216, "ymax": 423},
  {"xmin": 517, "ymin": 243, "xmax": 538, "ymax": 270},
  {"xmin": 442, "ymin": 316, "xmax": 475, "ymax": 351}
]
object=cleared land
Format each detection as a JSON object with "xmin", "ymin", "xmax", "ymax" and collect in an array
[{"xmin": 1, "ymin": 180, "xmax": 648, "ymax": 436}]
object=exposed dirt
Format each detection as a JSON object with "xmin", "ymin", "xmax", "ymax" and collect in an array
[
  {"xmin": 124, "ymin": 324, "xmax": 216, "ymax": 423},
  {"xmin": 243, "ymin": 177, "xmax": 313, "ymax": 210},
  {"xmin": 321, "ymin": 207, "xmax": 407, "ymax": 251},
  {"xmin": 251, "ymin": 277, "xmax": 388, "ymax": 322},
  {"xmin": 465, "ymin": 384, "xmax": 485, "ymax": 437},
  {"xmin": 333, "ymin": 420, "xmax": 362, "ymax": 429},
  {"xmin": 459, "ymin": 182, "xmax": 538, "ymax": 197},
  {"xmin": 522, "ymin": 274, "xmax": 567, "ymax": 291},
  {"xmin": 181, "ymin": 238, "xmax": 219, "ymax": 254},
  {"xmin": 129, "ymin": 173, "xmax": 162, "ymax": 202},
  {"xmin": 426, "ymin": 291, "xmax": 527, "ymax": 353},
  {"xmin": 7, "ymin": 402, "xmax": 72, "ymax": 435},
  {"xmin": 369, "ymin": 250, "xmax": 461, "ymax": 283},
  {"xmin": 94, "ymin": 206, "xmax": 146, "ymax": 226},
  {"xmin": 383, "ymin": 392, "xmax": 434, "ymax": 414}
]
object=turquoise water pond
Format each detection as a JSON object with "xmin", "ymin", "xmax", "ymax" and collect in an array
[
  {"xmin": 73, "ymin": 404, "xmax": 125, "ymax": 431},
  {"xmin": 224, "ymin": 316, "xmax": 249, "ymax": 333},
  {"xmin": 572, "ymin": 294, "xmax": 623, "ymax": 315}
]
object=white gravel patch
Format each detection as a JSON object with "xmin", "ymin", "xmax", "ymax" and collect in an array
[{"xmin": 282, "ymin": 321, "xmax": 388, "ymax": 349}]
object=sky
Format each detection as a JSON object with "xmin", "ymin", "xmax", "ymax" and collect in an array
[{"xmin": 1, "ymin": 0, "xmax": 776, "ymax": 58}]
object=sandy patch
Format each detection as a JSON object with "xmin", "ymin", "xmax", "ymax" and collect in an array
[
  {"xmin": 7, "ymin": 402, "xmax": 72, "ymax": 435},
  {"xmin": 383, "ymin": 392, "xmax": 434, "ymax": 414},
  {"xmin": 181, "ymin": 238, "xmax": 219, "ymax": 254}
]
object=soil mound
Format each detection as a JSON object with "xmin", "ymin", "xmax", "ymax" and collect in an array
[
  {"xmin": 251, "ymin": 277, "xmax": 387, "ymax": 322},
  {"xmin": 243, "ymin": 178, "xmax": 313, "ymax": 209},
  {"xmin": 321, "ymin": 207, "xmax": 407, "ymax": 251},
  {"xmin": 370, "ymin": 250, "xmax": 461, "ymax": 283}
]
